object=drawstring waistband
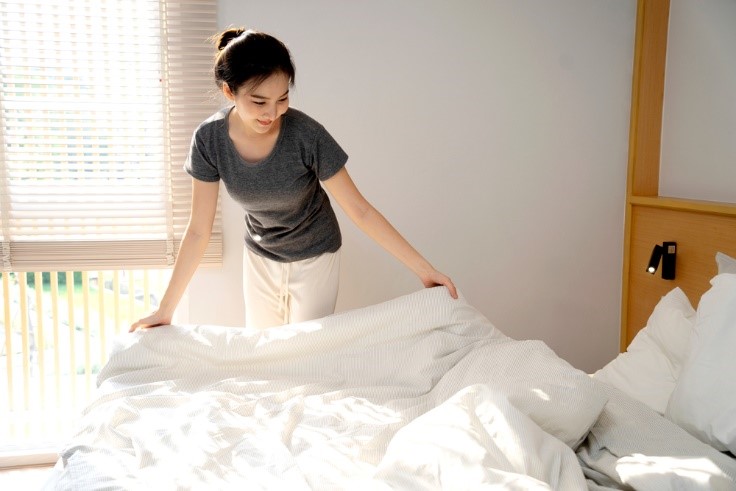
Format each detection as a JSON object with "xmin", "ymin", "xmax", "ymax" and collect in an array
[{"xmin": 278, "ymin": 261, "xmax": 291, "ymax": 325}]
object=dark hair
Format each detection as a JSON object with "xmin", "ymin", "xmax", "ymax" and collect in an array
[{"xmin": 213, "ymin": 28, "xmax": 295, "ymax": 94}]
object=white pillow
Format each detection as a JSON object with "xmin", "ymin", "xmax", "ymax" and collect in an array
[
  {"xmin": 593, "ymin": 287, "xmax": 695, "ymax": 414},
  {"xmin": 716, "ymin": 251, "xmax": 736, "ymax": 275},
  {"xmin": 666, "ymin": 273, "xmax": 736, "ymax": 453}
]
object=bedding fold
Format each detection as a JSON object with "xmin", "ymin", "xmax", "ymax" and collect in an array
[{"xmin": 44, "ymin": 287, "xmax": 731, "ymax": 490}]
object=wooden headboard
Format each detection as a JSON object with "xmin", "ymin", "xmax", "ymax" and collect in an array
[{"xmin": 620, "ymin": 0, "xmax": 736, "ymax": 349}]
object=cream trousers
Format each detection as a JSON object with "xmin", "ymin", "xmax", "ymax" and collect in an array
[{"xmin": 243, "ymin": 247, "xmax": 340, "ymax": 329}]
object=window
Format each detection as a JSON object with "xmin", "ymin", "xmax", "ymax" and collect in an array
[
  {"xmin": 0, "ymin": 0, "xmax": 221, "ymax": 272},
  {"xmin": 0, "ymin": 0, "xmax": 219, "ymax": 462},
  {"xmin": 1, "ymin": 268, "xmax": 172, "ymax": 461}
]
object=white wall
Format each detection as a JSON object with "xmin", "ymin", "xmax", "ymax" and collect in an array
[
  {"xmin": 660, "ymin": 0, "xmax": 736, "ymax": 203},
  {"xmin": 185, "ymin": 0, "xmax": 637, "ymax": 373}
]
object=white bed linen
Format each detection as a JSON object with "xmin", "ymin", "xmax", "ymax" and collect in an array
[
  {"xmin": 667, "ymin": 273, "xmax": 736, "ymax": 454},
  {"xmin": 42, "ymin": 287, "xmax": 736, "ymax": 490},
  {"xmin": 577, "ymin": 382, "xmax": 736, "ymax": 491},
  {"xmin": 44, "ymin": 288, "xmax": 603, "ymax": 490},
  {"xmin": 592, "ymin": 287, "xmax": 695, "ymax": 414}
]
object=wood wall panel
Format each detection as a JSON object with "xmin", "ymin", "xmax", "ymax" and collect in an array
[
  {"xmin": 628, "ymin": 0, "xmax": 670, "ymax": 198},
  {"xmin": 625, "ymin": 204, "xmax": 736, "ymax": 346}
]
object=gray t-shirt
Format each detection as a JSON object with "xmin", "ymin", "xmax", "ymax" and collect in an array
[{"xmin": 185, "ymin": 106, "xmax": 348, "ymax": 262}]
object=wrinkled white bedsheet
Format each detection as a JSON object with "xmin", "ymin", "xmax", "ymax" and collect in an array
[
  {"xmin": 42, "ymin": 288, "xmax": 736, "ymax": 490},
  {"xmin": 44, "ymin": 288, "xmax": 600, "ymax": 490},
  {"xmin": 577, "ymin": 381, "xmax": 736, "ymax": 491}
]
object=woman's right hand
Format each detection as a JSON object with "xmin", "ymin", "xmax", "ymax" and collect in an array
[{"xmin": 129, "ymin": 310, "xmax": 173, "ymax": 333}]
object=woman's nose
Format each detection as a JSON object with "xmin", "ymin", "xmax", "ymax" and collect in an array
[{"xmin": 263, "ymin": 104, "xmax": 277, "ymax": 119}]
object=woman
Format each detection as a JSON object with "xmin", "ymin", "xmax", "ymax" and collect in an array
[{"xmin": 130, "ymin": 28, "xmax": 456, "ymax": 332}]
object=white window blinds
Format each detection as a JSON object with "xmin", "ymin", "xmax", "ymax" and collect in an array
[{"xmin": 0, "ymin": 0, "xmax": 221, "ymax": 272}]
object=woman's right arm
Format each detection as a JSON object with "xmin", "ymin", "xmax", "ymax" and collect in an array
[{"xmin": 129, "ymin": 178, "xmax": 220, "ymax": 332}]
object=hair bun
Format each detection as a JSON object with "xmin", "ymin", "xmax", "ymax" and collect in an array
[{"xmin": 216, "ymin": 28, "xmax": 245, "ymax": 51}]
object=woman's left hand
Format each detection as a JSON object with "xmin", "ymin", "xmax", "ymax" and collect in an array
[{"xmin": 420, "ymin": 270, "xmax": 458, "ymax": 299}]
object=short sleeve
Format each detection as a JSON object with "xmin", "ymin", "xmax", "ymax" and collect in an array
[
  {"xmin": 309, "ymin": 125, "xmax": 348, "ymax": 181},
  {"xmin": 184, "ymin": 129, "xmax": 220, "ymax": 182}
]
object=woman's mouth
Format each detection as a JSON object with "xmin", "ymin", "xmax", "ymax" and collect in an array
[{"xmin": 257, "ymin": 119, "xmax": 272, "ymax": 126}]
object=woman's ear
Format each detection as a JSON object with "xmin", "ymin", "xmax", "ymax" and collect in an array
[{"xmin": 222, "ymin": 83, "xmax": 235, "ymax": 101}]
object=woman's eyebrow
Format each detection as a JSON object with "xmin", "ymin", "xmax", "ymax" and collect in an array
[{"xmin": 251, "ymin": 89, "xmax": 290, "ymax": 100}]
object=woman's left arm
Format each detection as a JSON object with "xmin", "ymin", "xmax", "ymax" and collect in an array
[{"xmin": 323, "ymin": 167, "xmax": 458, "ymax": 299}]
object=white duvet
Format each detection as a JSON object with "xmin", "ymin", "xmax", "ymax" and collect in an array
[{"xmin": 43, "ymin": 288, "xmax": 736, "ymax": 490}]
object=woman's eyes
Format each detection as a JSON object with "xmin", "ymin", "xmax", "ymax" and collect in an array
[{"xmin": 251, "ymin": 98, "xmax": 288, "ymax": 106}]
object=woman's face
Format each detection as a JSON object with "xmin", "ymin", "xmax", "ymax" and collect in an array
[{"xmin": 225, "ymin": 72, "xmax": 290, "ymax": 136}]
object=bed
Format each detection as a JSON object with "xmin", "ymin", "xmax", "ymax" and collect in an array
[
  {"xmin": 40, "ymin": 282, "xmax": 736, "ymax": 490},
  {"xmin": 43, "ymin": 0, "xmax": 736, "ymax": 488}
]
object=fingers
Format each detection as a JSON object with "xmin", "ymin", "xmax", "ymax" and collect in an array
[
  {"xmin": 129, "ymin": 317, "xmax": 150, "ymax": 332},
  {"xmin": 437, "ymin": 275, "xmax": 458, "ymax": 299},
  {"xmin": 423, "ymin": 271, "xmax": 459, "ymax": 299},
  {"xmin": 129, "ymin": 314, "xmax": 165, "ymax": 333},
  {"xmin": 129, "ymin": 321, "xmax": 163, "ymax": 333},
  {"xmin": 444, "ymin": 279, "xmax": 459, "ymax": 299}
]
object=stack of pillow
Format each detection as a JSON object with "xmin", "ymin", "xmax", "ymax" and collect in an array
[{"xmin": 593, "ymin": 252, "xmax": 736, "ymax": 455}]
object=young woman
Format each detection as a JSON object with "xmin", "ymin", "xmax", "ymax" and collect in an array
[{"xmin": 130, "ymin": 28, "xmax": 456, "ymax": 332}]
